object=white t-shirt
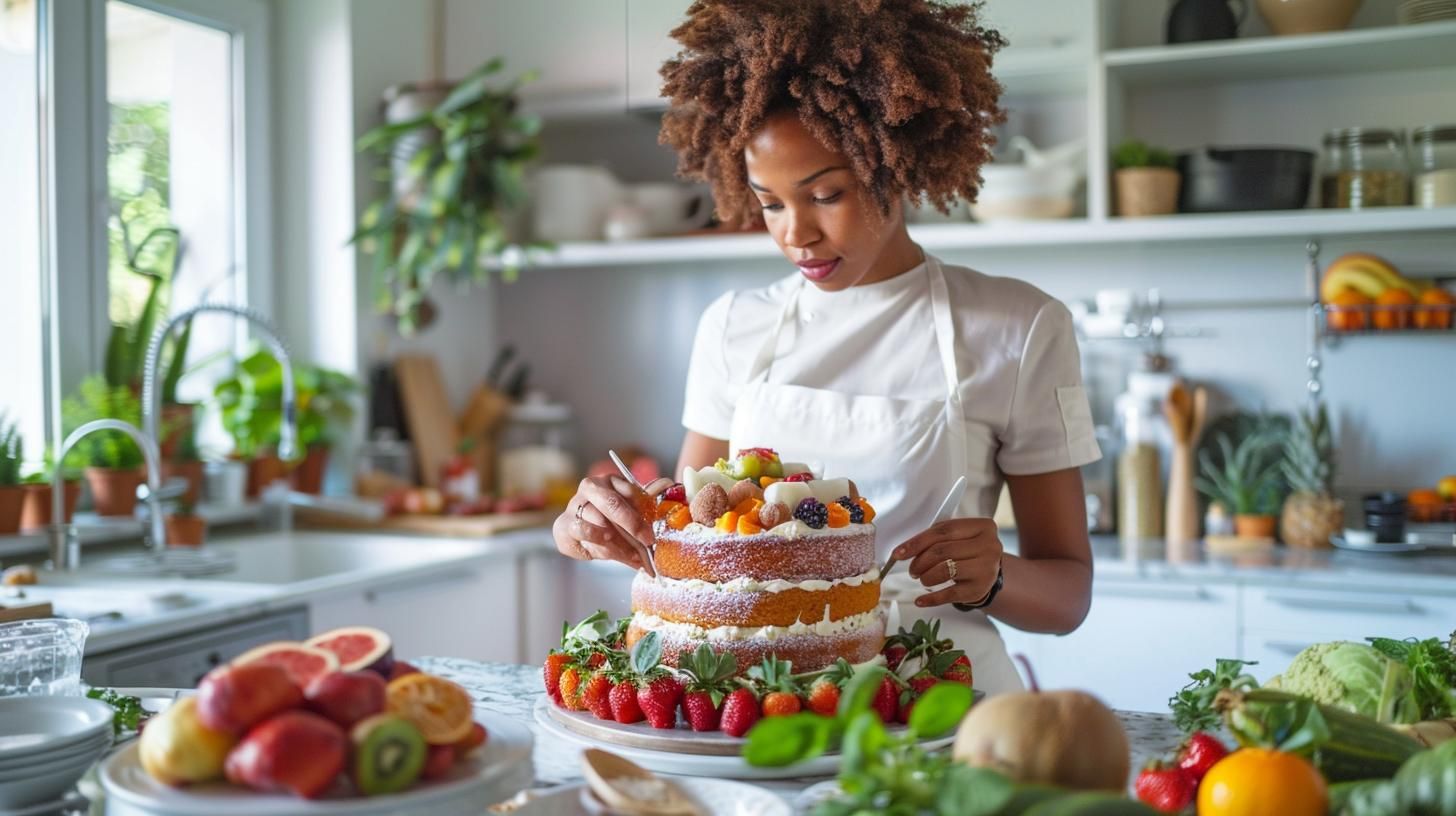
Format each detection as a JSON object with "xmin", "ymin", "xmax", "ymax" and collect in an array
[{"xmin": 681, "ymin": 258, "xmax": 1102, "ymax": 515}]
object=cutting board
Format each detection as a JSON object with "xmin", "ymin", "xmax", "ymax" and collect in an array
[
  {"xmin": 297, "ymin": 508, "xmax": 555, "ymax": 537},
  {"xmin": 0, "ymin": 600, "xmax": 54, "ymax": 623},
  {"xmin": 394, "ymin": 354, "xmax": 459, "ymax": 488}
]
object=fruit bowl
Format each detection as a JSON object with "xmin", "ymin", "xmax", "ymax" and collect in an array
[{"xmin": 98, "ymin": 710, "xmax": 532, "ymax": 816}]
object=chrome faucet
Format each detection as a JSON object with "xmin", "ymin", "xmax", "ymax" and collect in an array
[
  {"xmin": 141, "ymin": 302, "xmax": 298, "ymax": 463},
  {"xmin": 48, "ymin": 419, "xmax": 165, "ymax": 571}
]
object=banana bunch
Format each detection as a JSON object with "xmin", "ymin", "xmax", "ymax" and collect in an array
[{"xmin": 1320, "ymin": 253, "xmax": 1425, "ymax": 302}]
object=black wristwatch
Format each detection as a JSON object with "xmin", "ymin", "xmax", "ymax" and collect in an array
[{"xmin": 953, "ymin": 560, "xmax": 1003, "ymax": 612}]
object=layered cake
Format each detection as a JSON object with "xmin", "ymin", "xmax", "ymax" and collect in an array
[{"xmin": 626, "ymin": 448, "xmax": 884, "ymax": 673}]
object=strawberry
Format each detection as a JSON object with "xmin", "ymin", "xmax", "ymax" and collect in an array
[
  {"xmin": 543, "ymin": 651, "xmax": 571, "ymax": 705},
  {"xmin": 897, "ymin": 675, "xmax": 941, "ymax": 724},
  {"xmin": 1175, "ymin": 731, "xmax": 1229, "ymax": 784},
  {"xmin": 608, "ymin": 681, "xmax": 643, "ymax": 724},
  {"xmin": 783, "ymin": 472, "xmax": 813, "ymax": 482},
  {"xmin": 637, "ymin": 675, "xmax": 684, "ymax": 729},
  {"xmin": 872, "ymin": 675, "xmax": 901, "ymax": 723},
  {"xmin": 676, "ymin": 644, "xmax": 738, "ymax": 732},
  {"xmin": 582, "ymin": 671, "xmax": 614, "ymax": 720},
  {"xmin": 941, "ymin": 655, "xmax": 973, "ymax": 687},
  {"xmin": 661, "ymin": 483, "xmax": 687, "ymax": 504},
  {"xmin": 882, "ymin": 643, "xmax": 908, "ymax": 671},
  {"xmin": 558, "ymin": 665, "xmax": 587, "ymax": 711},
  {"xmin": 804, "ymin": 658, "xmax": 853, "ymax": 717},
  {"xmin": 452, "ymin": 722, "xmax": 487, "ymax": 760},
  {"xmin": 1134, "ymin": 762, "xmax": 1196, "ymax": 814},
  {"xmin": 720, "ymin": 688, "xmax": 761, "ymax": 737},
  {"xmin": 746, "ymin": 655, "xmax": 802, "ymax": 718},
  {"xmin": 737, "ymin": 447, "xmax": 779, "ymax": 461}
]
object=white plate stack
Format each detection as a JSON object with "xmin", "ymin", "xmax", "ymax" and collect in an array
[
  {"xmin": 0, "ymin": 696, "xmax": 114, "ymax": 811},
  {"xmin": 1398, "ymin": 0, "xmax": 1456, "ymax": 23}
]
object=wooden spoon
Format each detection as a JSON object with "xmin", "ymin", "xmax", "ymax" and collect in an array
[
  {"xmin": 1163, "ymin": 380, "xmax": 1192, "ymax": 444},
  {"xmin": 580, "ymin": 749, "xmax": 701, "ymax": 816}
]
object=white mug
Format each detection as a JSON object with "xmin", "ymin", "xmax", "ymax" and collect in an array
[
  {"xmin": 628, "ymin": 183, "xmax": 714, "ymax": 236},
  {"xmin": 531, "ymin": 164, "xmax": 624, "ymax": 242}
]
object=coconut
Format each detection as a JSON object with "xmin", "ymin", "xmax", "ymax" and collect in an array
[{"xmin": 952, "ymin": 688, "xmax": 1130, "ymax": 792}]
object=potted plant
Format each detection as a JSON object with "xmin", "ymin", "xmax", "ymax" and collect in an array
[
  {"xmin": 1197, "ymin": 428, "xmax": 1286, "ymax": 539},
  {"xmin": 18, "ymin": 448, "xmax": 82, "ymax": 530},
  {"xmin": 350, "ymin": 57, "xmax": 545, "ymax": 334},
  {"xmin": 1112, "ymin": 140, "xmax": 1180, "ymax": 217},
  {"xmin": 292, "ymin": 365, "xmax": 359, "ymax": 494},
  {"xmin": 0, "ymin": 414, "xmax": 21, "ymax": 534},
  {"xmin": 160, "ymin": 417, "xmax": 204, "ymax": 508},
  {"xmin": 61, "ymin": 376, "xmax": 145, "ymax": 517},
  {"xmin": 1279, "ymin": 402, "xmax": 1344, "ymax": 549},
  {"xmin": 164, "ymin": 498, "xmax": 206, "ymax": 548}
]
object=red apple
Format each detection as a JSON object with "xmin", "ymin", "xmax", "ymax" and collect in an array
[
  {"xmin": 304, "ymin": 671, "xmax": 386, "ymax": 729},
  {"xmin": 388, "ymin": 661, "xmax": 421, "ymax": 681},
  {"xmin": 224, "ymin": 711, "xmax": 347, "ymax": 799},
  {"xmin": 196, "ymin": 663, "xmax": 303, "ymax": 736},
  {"xmin": 420, "ymin": 743, "xmax": 456, "ymax": 780},
  {"xmin": 453, "ymin": 722, "xmax": 487, "ymax": 760}
]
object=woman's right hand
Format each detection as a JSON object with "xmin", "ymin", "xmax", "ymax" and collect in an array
[{"xmin": 552, "ymin": 475, "xmax": 673, "ymax": 574}]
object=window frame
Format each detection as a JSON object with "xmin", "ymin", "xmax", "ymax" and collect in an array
[{"xmin": 46, "ymin": 0, "xmax": 273, "ymax": 402}]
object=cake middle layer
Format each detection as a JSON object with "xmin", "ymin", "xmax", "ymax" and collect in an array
[{"xmin": 630, "ymin": 568, "xmax": 881, "ymax": 629}]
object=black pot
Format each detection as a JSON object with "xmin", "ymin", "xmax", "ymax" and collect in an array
[{"xmin": 1176, "ymin": 147, "xmax": 1316, "ymax": 213}]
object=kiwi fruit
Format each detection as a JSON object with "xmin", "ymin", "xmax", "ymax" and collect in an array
[{"xmin": 350, "ymin": 714, "xmax": 426, "ymax": 796}]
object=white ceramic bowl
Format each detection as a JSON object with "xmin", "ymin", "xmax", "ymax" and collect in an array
[
  {"xmin": 972, "ymin": 162, "xmax": 1080, "ymax": 221},
  {"xmin": 0, "ymin": 742, "xmax": 109, "ymax": 809},
  {"xmin": 0, "ymin": 731, "xmax": 111, "ymax": 776},
  {"xmin": 0, "ymin": 696, "xmax": 113, "ymax": 759}
]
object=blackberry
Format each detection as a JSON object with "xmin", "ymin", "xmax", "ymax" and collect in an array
[
  {"xmin": 794, "ymin": 498, "xmax": 828, "ymax": 529},
  {"xmin": 836, "ymin": 496, "xmax": 864, "ymax": 524}
]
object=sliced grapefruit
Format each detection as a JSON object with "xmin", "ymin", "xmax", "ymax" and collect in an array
[
  {"xmin": 304, "ymin": 626, "xmax": 395, "ymax": 676},
  {"xmin": 232, "ymin": 642, "xmax": 340, "ymax": 688}
]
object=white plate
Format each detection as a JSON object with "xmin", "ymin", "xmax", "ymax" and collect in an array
[
  {"xmin": 1331, "ymin": 535, "xmax": 1426, "ymax": 554},
  {"xmin": 532, "ymin": 696, "xmax": 953, "ymax": 781},
  {"xmin": 0, "ymin": 697, "xmax": 114, "ymax": 758},
  {"xmin": 99, "ymin": 710, "xmax": 533, "ymax": 816},
  {"xmin": 490, "ymin": 780, "xmax": 790, "ymax": 816}
]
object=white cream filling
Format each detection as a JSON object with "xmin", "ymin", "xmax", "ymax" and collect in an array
[
  {"xmin": 632, "ymin": 606, "xmax": 883, "ymax": 642},
  {"xmin": 638, "ymin": 567, "xmax": 880, "ymax": 595}
]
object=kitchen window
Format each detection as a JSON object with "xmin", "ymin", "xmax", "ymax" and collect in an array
[{"xmin": 39, "ymin": 0, "xmax": 272, "ymax": 459}]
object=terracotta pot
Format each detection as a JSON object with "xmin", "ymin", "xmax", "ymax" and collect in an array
[
  {"xmin": 244, "ymin": 453, "xmax": 286, "ymax": 498},
  {"xmin": 1114, "ymin": 167, "xmax": 1181, "ymax": 217},
  {"xmin": 85, "ymin": 467, "xmax": 146, "ymax": 517},
  {"xmin": 164, "ymin": 513, "xmax": 207, "ymax": 547},
  {"xmin": 161, "ymin": 460, "xmax": 205, "ymax": 508},
  {"xmin": 1256, "ymin": 0, "xmax": 1362, "ymax": 35},
  {"xmin": 158, "ymin": 403, "xmax": 196, "ymax": 461},
  {"xmin": 0, "ymin": 486, "xmax": 22, "ymax": 534},
  {"xmin": 20, "ymin": 481, "xmax": 82, "ymax": 530},
  {"xmin": 291, "ymin": 446, "xmax": 329, "ymax": 495},
  {"xmin": 1234, "ymin": 513, "xmax": 1278, "ymax": 539}
]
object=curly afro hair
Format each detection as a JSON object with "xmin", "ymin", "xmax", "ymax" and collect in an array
[{"xmin": 658, "ymin": 0, "xmax": 1006, "ymax": 228}]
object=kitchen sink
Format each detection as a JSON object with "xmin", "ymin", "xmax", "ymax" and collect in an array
[{"xmin": 200, "ymin": 530, "xmax": 487, "ymax": 585}]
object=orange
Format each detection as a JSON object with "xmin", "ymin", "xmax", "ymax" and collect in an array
[
  {"xmin": 1198, "ymin": 748, "xmax": 1327, "ymax": 816},
  {"xmin": 655, "ymin": 500, "xmax": 684, "ymax": 521},
  {"xmin": 1373, "ymin": 288, "xmax": 1415, "ymax": 330},
  {"xmin": 826, "ymin": 501, "xmax": 850, "ymax": 528},
  {"xmin": 386, "ymin": 673, "xmax": 474, "ymax": 745},
  {"xmin": 1325, "ymin": 290, "xmax": 1371, "ymax": 332},
  {"xmin": 667, "ymin": 505, "xmax": 693, "ymax": 531},
  {"xmin": 716, "ymin": 511, "xmax": 740, "ymax": 533},
  {"xmin": 1439, "ymin": 475, "xmax": 1456, "ymax": 502},
  {"xmin": 1415, "ymin": 288, "xmax": 1455, "ymax": 330},
  {"xmin": 736, "ymin": 513, "xmax": 763, "ymax": 535},
  {"xmin": 1410, "ymin": 488, "xmax": 1443, "ymax": 522}
]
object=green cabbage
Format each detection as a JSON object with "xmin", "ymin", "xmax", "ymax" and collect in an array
[{"xmin": 1267, "ymin": 641, "xmax": 1421, "ymax": 725}]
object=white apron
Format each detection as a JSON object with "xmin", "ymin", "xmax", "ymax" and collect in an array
[{"xmin": 727, "ymin": 255, "xmax": 1024, "ymax": 695}]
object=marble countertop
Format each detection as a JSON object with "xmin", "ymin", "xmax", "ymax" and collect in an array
[{"xmin": 417, "ymin": 657, "xmax": 1189, "ymax": 802}]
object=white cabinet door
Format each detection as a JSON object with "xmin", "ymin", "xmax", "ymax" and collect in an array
[
  {"xmin": 310, "ymin": 562, "xmax": 521, "ymax": 665},
  {"xmin": 1028, "ymin": 580, "xmax": 1239, "ymax": 713}
]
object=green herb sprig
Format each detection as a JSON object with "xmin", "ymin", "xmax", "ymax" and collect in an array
[
  {"xmin": 1368, "ymin": 637, "xmax": 1456, "ymax": 721},
  {"xmin": 1169, "ymin": 658, "xmax": 1259, "ymax": 734},
  {"xmin": 86, "ymin": 688, "xmax": 151, "ymax": 736}
]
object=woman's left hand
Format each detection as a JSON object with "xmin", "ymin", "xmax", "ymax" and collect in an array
[{"xmin": 893, "ymin": 517, "xmax": 1004, "ymax": 608}]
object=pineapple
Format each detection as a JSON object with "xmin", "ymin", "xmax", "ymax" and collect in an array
[{"xmin": 1279, "ymin": 402, "xmax": 1344, "ymax": 548}]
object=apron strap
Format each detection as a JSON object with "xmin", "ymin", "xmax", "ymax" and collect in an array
[
  {"xmin": 925, "ymin": 255, "xmax": 970, "ymax": 484},
  {"xmin": 744, "ymin": 281, "xmax": 803, "ymax": 384}
]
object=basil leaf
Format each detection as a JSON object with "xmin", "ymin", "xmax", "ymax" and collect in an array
[
  {"xmin": 910, "ymin": 682, "xmax": 974, "ymax": 738},
  {"xmin": 742, "ymin": 713, "xmax": 832, "ymax": 767},
  {"xmin": 936, "ymin": 766, "xmax": 1016, "ymax": 816},
  {"xmin": 838, "ymin": 665, "xmax": 887, "ymax": 718}
]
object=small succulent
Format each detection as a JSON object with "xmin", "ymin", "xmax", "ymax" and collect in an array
[
  {"xmin": 1113, "ymin": 139, "xmax": 1176, "ymax": 170},
  {"xmin": 1197, "ymin": 429, "xmax": 1287, "ymax": 516}
]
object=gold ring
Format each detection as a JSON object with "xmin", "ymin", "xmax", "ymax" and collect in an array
[{"xmin": 945, "ymin": 558, "xmax": 958, "ymax": 581}]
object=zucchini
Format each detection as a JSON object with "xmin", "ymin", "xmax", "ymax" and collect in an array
[
  {"xmin": 1393, "ymin": 739, "xmax": 1456, "ymax": 815},
  {"xmin": 1329, "ymin": 780, "xmax": 1401, "ymax": 816},
  {"xmin": 1217, "ymin": 688, "xmax": 1423, "ymax": 781}
]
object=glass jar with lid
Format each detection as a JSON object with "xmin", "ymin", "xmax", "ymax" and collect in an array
[
  {"xmin": 1320, "ymin": 128, "xmax": 1410, "ymax": 209},
  {"xmin": 1411, "ymin": 125, "xmax": 1456, "ymax": 208}
]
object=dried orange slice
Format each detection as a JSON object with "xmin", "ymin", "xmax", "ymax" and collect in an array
[{"xmin": 385, "ymin": 673, "xmax": 473, "ymax": 745}]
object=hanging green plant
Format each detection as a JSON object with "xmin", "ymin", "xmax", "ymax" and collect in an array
[{"xmin": 350, "ymin": 58, "xmax": 546, "ymax": 335}]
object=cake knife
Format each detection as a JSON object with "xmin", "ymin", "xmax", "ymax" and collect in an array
[
  {"xmin": 877, "ymin": 475, "xmax": 967, "ymax": 582},
  {"xmin": 608, "ymin": 449, "xmax": 659, "ymax": 577}
]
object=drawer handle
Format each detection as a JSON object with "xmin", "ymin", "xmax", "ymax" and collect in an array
[
  {"xmin": 1263, "ymin": 640, "xmax": 1311, "ymax": 657},
  {"xmin": 365, "ymin": 570, "xmax": 479, "ymax": 602},
  {"xmin": 1267, "ymin": 595, "xmax": 1419, "ymax": 616},
  {"xmin": 1097, "ymin": 586, "xmax": 1211, "ymax": 603}
]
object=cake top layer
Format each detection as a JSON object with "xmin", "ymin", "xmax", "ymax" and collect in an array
[{"xmin": 652, "ymin": 447, "xmax": 877, "ymax": 539}]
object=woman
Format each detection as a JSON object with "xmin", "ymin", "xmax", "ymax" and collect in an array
[{"xmin": 551, "ymin": 0, "xmax": 1098, "ymax": 694}]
